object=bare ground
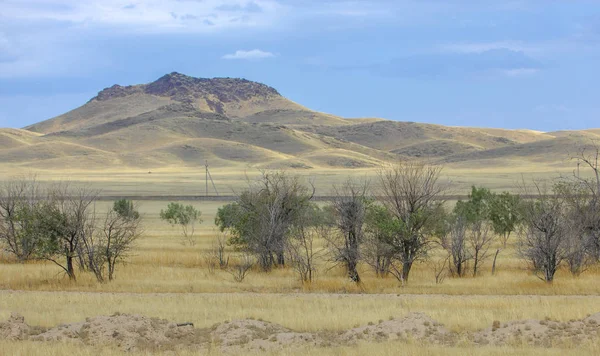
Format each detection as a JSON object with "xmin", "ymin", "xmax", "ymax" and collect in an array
[{"xmin": 2, "ymin": 310, "xmax": 599, "ymax": 353}]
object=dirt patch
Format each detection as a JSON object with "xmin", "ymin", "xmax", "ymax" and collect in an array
[
  {"xmin": 3, "ymin": 312, "xmax": 209, "ymax": 353},
  {"xmin": 340, "ymin": 312, "xmax": 455, "ymax": 345},
  {"xmin": 1, "ymin": 311, "xmax": 599, "ymax": 353},
  {"xmin": 212, "ymin": 319, "xmax": 321, "ymax": 353},
  {"xmin": 471, "ymin": 314, "xmax": 600, "ymax": 347}
]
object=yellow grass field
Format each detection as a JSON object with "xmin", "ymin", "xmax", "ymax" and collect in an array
[{"xmin": 1, "ymin": 192, "xmax": 599, "ymax": 355}]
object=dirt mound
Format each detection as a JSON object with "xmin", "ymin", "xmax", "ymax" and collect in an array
[
  {"xmin": 212, "ymin": 319, "xmax": 321, "ymax": 353},
  {"xmin": 1, "ymin": 311, "xmax": 599, "ymax": 353},
  {"xmin": 340, "ymin": 312, "xmax": 454, "ymax": 345},
  {"xmin": 471, "ymin": 313, "xmax": 600, "ymax": 347},
  {"xmin": 24, "ymin": 313, "xmax": 207, "ymax": 352},
  {"xmin": 0, "ymin": 313, "xmax": 34, "ymax": 341}
]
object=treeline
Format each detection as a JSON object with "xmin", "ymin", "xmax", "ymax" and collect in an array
[
  {"xmin": 214, "ymin": 157, "xmax": 600, "ymax": 284},
  {"xmin": 0, "ymin": 178, "xmax": 141, "ymax": 282},
  {"xmin": 2, "ymin": 147, "xmax": 599, "ymax": 286}
]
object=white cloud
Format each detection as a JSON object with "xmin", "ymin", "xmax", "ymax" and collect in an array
[
  {"xmin": 1, "ymin": 0, "xmax": 283, "ymax": 34},
  {"xmin": 0, "ymin": 0, "xmax": 283, "ymax": 78},
  {"xmin": 222, "ymin": 49, "xmax": 275, "ymax": 60}
]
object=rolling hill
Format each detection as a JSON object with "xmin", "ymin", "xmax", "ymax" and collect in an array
[{"xmin": 1, "ymin": 72, "xmax": 598, "ymax": 176}]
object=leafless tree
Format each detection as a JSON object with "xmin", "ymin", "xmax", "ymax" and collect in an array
[
  {"xmin": 80, "ymin": 201, "xmax": 142, "ymax": 282},
  {"xmin": 430, "ymin": 253, "xmax": 451, "ymax": 284},
  {"xmin": 439, "ymin": 215, "xmax": 471, "ymax": 277},
  {"xmin": 554, "ymin": 180, "xmax": 596, "ymax": 275},
  {"xmin": 518, "ymin": 181, "xmax": 570, "ymax": 283},
  {"xmin": 227, "ymin": 253, "xmax": 254, "ymax": 283},
  {"xmin": 570, "ymin": 143, "xmax": 600, "ymax": 261},
  {"xmin": 377, "ymin": 161, "xmax": 447, "ymax": 282},
  {"xmin": 468, "ymin": 220, "xmax": 494, "ymax": 277},
  {"xmin": 287, "ymin": 204, "xmax": 330, "ymax": 283},
  {"xmin": 0, "ymin": 176, "xmax": 44, "ymax": 262},
  {"xmin": 326, "ymin": 179, "xmax": 369, "ymax": 283},
  {"xmin": 205, "ymin": 232, "xmax": 229, "ymax": 273}
]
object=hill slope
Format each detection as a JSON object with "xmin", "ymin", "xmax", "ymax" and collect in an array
[{"xmin": 1, "ymin": 72, "xmax": 597, "ymax": 174}]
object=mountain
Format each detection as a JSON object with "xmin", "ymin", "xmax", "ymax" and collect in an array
[{"xmin": 2, "ymin": 72, "xmax": 599, "ymax": 174}]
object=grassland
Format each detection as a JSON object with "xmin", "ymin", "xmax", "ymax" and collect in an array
[
  {"xmin": 2, "ymin": 72, "xmax": 599, "ymax": 354},
  {"xmin": 1, "ymin": 197, "xmax": 599, "ymax": 355}
]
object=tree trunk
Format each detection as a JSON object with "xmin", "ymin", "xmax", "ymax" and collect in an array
[
  {"xmin": 401, "ymin": 261, "xmax": 412, "ymax": 282},
  {"xmin": 348, "ymin": 261, "xmax": 360, "ymax": 283},
  {"xmin": 491, "ymin": 249, "xmax": 501, "ymax": 275},
  {"xmin": 456, "ymin": 260, "xmax": 463, "ymax": 277},
  {"xmin": 473, "ymin": 250, "xmax": 479, "ymax": 277},
  {"xmin": 277, "ymin": 251, "xmax": 285, "ymax": 266},
  {"xmin": 108, "ymin": 260, "xmax": 115, "ymax": 281},
  {"xmin": 260, "ymin": 253, "xmax": 272, "ymax": 271},
  {"xmin": 66, "ymin": 255, "xmax": 76, "ymax": 281}
]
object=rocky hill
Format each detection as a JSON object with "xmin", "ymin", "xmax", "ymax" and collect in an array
[{"xmin": 1, "ymin": 72, "xmax": 598, "ymax": 173}]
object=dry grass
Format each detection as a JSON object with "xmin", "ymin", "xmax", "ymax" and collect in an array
[
  {"xmin": 1, "ymin": 340, "xmax": 599, "ymax": 356},
  {"xmin": 1, "ymin": 199, "xmax": 600, "ymax": 355},
  {"xmin": 1, "ymin": 290, "xmax": 599, "ymax": 333},
  {"xmin": 1, "ymin": 200, "xmax": 599, "ymax": 296}
]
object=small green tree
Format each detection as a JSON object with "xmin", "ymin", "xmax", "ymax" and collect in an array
[
  {"xmin": 160, "ymin": 203, "xmax": 201, "ymax": 246},
  {"xmin": 113, "ymin": 199, "xmax": 140, "ymax": 220},
  {"xmin": 363, "ymin": 204, "xmax": 398, "ymax": 277},
  {"xmin": 34, "ymin": 185, "xmax": 98, "ymax": 281},
  {"xmin": 0, "ymin": 176, "xmax": 45, "ymax": 262},
  {"xmin": 489, "ymin": 192, "xmax": 522, "ymax": 248},
  {"xmin": 488, "ymin": 192, "xmax": 523, "ymax": 274}
]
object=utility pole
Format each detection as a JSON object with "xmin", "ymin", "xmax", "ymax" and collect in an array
[
  {"xmin": 205, "ymin": 160, "xmax": 209, "ymax": 197},
  {"xmin": 205, "ymin": 160, "xmax": 219, "ymax": 196}
]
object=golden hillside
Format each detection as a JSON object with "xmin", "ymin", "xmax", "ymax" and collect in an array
[{"xmin": 1, "ymin": 72, "xmax": 598, "ymax": 180}]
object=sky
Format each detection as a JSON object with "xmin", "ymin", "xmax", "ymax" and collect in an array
[{"xmin": 0, "ymin": 0, "xmax": 599, "ymax": 131}]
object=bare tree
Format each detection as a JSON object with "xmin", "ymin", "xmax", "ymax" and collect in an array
[
  {"xmin": 227, "ymin": 253, "xmax": 254, "ymax": 283},
  {"xmin": 205, "ymin": 232, "xmax": 229, "ymax": 272},
  {"xmin": 377, "ymin": 161, "xmax": 447, "ymax": 283},
  {"xmin": 0, "ymin": 176, "xmax": 44, "ymax": 262},
  {"xmin": 288, "ymin": 204, "xmax": 330, "ymax": 283},
  {"xmin": 468, "ymin": 220, "xmax": 494, "ymax": 277},
  {"xmin": 554, "ymin": 181, "xmax": 595, "ymax": 275},
  {"xmin": 81, "ymin": 200, "xmax": 142, "ymax": 282},
  {"xmin": 430, "ymin": 253, "xmax": 450, "ymax": 284},
  {"xmin": 439, "ymin": 215, "xmax": 471, "ymax": 277},
  {"xmin": 326, "ymin": 179, "xmax": 369, "ymax": 283},
  {"xmin": 518, "ymin": 181, "xmax": 570, "ymax": 283},
  {"xmin": 570, "ymin": 143, "xmax": 600, "ymax": 261}
]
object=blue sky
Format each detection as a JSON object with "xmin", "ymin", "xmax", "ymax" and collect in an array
[{"xmin": 0, "ymin": 0, "xmax": 599, "ymax": 131}]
